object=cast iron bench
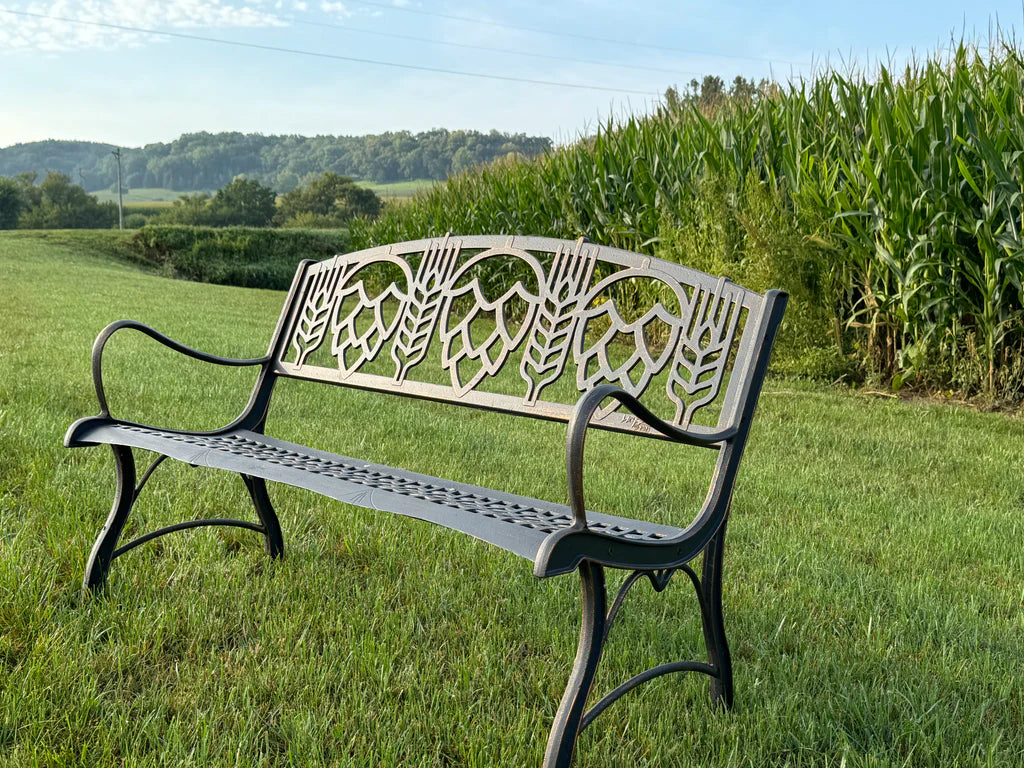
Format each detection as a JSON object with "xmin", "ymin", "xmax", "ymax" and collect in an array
[{"xmin": 66, "ymin": 234, "xmax": 786, "ymax": 767}]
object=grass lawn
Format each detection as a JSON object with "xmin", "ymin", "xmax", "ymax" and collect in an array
[{"xmin": 0, "ymin": 233, "xmax": 1021, "ymax": 767}]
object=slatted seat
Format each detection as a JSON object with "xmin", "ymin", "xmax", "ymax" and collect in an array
[
  {"xmin": 69, "ymin": 422, "xmax": 681, "ymax": 566},
  {"xmin": 65, "ymin": 234, "xmax": 786, "ymax": 767}
]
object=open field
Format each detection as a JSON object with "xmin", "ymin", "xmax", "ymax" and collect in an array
[
  {"xmin": 89, "ymin": 179, "xmax": 435, "ymax": 206},
  {"xmin": 357, "ymin": 179, "xmax": 436, "ymax": 200},
  {"xmin": 89, "ymin": 188, "xmax": 207, "ymax": 204},
  {"xmin": 0, "ymin": 234, "xmax": 1021, "ymax": 766}
]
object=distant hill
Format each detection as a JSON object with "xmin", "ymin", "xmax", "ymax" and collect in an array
[{"xmin": 0, "ymin": 130, "xmax": 552, "ymax": 193}]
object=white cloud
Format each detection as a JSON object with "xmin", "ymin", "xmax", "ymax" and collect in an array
[{"xmin": 0, "ymin": 0, "xmax": 287, "ymax": 52}]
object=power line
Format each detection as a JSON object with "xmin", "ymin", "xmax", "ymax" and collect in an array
[
  {"xmin": 285, "ymin": 15, "xmax": 705, "ymax": 79},
  {"xmin": 342, "ymin": 0, "xmax": 813, "ymax": 67},
  {"xmin": 0, "ymin": 9, "xmax": 660, "ymax": 96}
]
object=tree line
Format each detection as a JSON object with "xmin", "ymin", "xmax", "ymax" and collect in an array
[
  {"xmin": 0, "ymin": 129, "xmax": 552, "ymax": 193},
  {"xmin": 0, "ymin": 172, "xmax": 382, "ymax": 230}
]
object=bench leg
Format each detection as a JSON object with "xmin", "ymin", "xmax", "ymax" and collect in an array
[
  {"xmin": 241, "ymin": 474, "xmax": 284, "ymax": 559},
  {"xmin": 543, "ymin": 561, "xmax": 607, "ymax": 768},
  {"xmin": 82, "ymin": 444, "xmax": 137, "ymax": 594},
  {"xmin": 700, "ymin": 523, "xmax": 733, "ymax": 708}
]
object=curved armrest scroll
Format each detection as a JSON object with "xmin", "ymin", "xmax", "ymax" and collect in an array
[
  {"xmin": 92, "ymin": 320, "xmax": 271, "ymax": 418},
  {"xmin": 565, "ymin": 384, "xmax": 735, "ymax": 527}
]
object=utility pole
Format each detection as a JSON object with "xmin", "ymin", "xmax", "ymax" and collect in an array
[{"xmin": 111, "ymin": 147, "xmax": 124, "ymax": 230}]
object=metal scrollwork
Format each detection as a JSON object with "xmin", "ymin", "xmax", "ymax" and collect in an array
[
  {"xmin": 330, "ymin": 256, "xmax": 413, "ymax": 378},
  {"xmin": 291, "ymin": 257, "xmax": 345, "ymax": 367},
  {"xmin": 572, "ymin": 270, "xmax": 685, "ymax": 420},
  {"xmin": 280, "ymin": 235, "xmax": 747, "ymax": 432}
]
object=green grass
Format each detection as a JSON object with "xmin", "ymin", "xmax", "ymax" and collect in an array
[
  {"xmin": 0, "ymin": 229, "xmax": 152, "ymax": 269},
  {"xmin": 1, "ymin": 234, "xmax": 1022, "ymax": 766},
  {"xmin": 124, "ymin": 201, "xmax": 174, "ymax": 209}
]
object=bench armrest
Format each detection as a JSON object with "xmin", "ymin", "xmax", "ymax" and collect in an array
[
  {"xmin": 565, "ymin": 384, "xmax": 735, "ymax": 527},
  {"xmin": 91, "ymin": 320, "xmax": 271, "ymax": 419}
]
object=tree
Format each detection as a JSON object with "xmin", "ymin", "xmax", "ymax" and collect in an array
[
  {"xmin": 663, "ymin": 85, "xmax": 683, "ymax": 113},
  {"xmin": 700, "ymin": 75, "xmax": 725, "ymax": 107},
  {"xmin": 729, "ymin": 76, "xmax": 762, "ymax": 102},
  {"xmin": 0, "ymin": 131, "xmax": 554, "ymax": 192},
  {"xmin": 275, "ymin": 172, "xmax": 381, "ymax": 228},
  {"xmin": 0, "ymin": 177, "xmax": 23, "ymax": 229},
  {"xmin": 14, "ymin": 172, "xmax": 41, "ymax": 210},
  {"xmin": 208, "ymin": 176, "xmax": 277, "ymax": 227},
  {"xmin": 660, "ymin": 75, "xmax": 775, "ymax": 116},
  {"xmin": 451, "ymin": 146, "xmax": 476, "ymax": 174},
  {"xmin": 16, "ymin": 171, "xmax": 117, "ymax": 229}
]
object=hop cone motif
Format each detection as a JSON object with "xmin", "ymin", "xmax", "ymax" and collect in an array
[
  {"xmin": 574, "ymin": 299, "xmax": 682, "ymax": 420},
  {"xmin": 331, "ymin": 281, "xmax": 407, "ymax": 378},
  {"xmin": 441, "ymin": 281, "xmax": 540, "ymax": 396}
]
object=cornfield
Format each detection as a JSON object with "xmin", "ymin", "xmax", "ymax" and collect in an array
[{"xmin": 350, "ymin": 41, "xmax": 1024, "ymax": 398}]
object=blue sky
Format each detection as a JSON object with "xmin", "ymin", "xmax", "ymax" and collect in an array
[{"xmin": 0, "ymin": 0, "xmax": 1020, "ymax": 148}]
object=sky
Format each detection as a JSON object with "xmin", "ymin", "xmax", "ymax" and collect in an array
[{"xmin": 0, "ymin": 0, "xmax": 1021, "ymax": 148}]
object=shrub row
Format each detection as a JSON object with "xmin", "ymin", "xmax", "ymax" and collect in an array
[{"xmin": 127, "ymin": 225, "xmax": 349, "ymax": 290}]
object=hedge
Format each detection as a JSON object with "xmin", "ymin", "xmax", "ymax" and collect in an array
[{"xmin": 127, "ymin": 225, "xmax": 350, "ymax": 290}]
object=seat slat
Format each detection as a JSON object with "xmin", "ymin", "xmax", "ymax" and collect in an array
[{"xmin": 71, "ymin": 420, "xmax": 683, "ymax": 565}]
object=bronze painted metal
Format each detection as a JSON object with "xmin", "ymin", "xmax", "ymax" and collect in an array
[
  {"xmin": 276, "ymin": 234, "xmax": 747, "ymax": 438},
  {"xmin": 65, "ymin": 234, "xmax": 787, "ymax": 767}
]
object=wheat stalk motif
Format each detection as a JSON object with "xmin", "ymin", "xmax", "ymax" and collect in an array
[
  {"xmin": 391, "ymin": 235, "xmax": 460, "ymax": 383},
  {"xmin": 519, "ymin": 241, "xmax": 596, "ymax": 404},
  {"xmin": 667, "ymin": 277, "xmax": 742, "ymax": 427},
  {"xmin": 291, "ymin": 257, "xmax": 345, "ymax": 367}
]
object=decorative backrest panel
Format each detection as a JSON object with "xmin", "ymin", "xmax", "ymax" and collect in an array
[{"xmin": 272, "ymin": 234, "xmax": 768, "ymax": 439}]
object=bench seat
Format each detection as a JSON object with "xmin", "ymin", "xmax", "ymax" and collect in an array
[{"xmin": 67, "ymin": 418, "xmax": 684, "ymax": 571}]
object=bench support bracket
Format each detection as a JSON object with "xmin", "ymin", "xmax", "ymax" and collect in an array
[
  {"xmin": 82, "ymin": 447, "xmax": 285, "ymax": 594},
  {"xmin": 82, "ymin": 444, "xmax": 137, "ymax": 593},
  {"xmin": 241, "ymin": 474, "xmax": 285, "ymax": 558},
  {"xmin": 543, "ymin": 560, "xmax": 607, "ymax": 768},
  {"xmin": 544, "ymin": 526, "xmax": 734, "ymax": 765}
]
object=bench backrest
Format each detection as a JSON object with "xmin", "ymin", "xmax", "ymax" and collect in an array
[{"xmin": 266, "ymin": 234, "xmax": 783, "ymax": 440}]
